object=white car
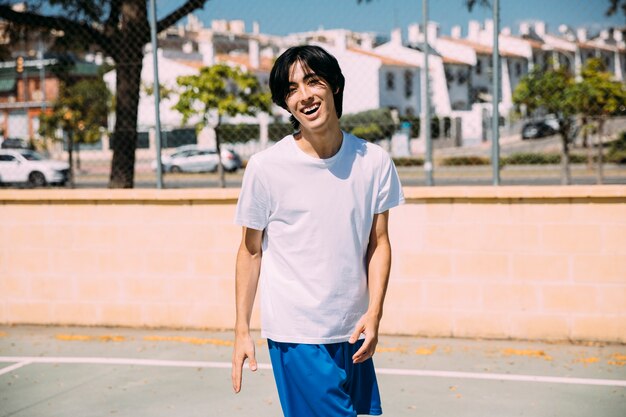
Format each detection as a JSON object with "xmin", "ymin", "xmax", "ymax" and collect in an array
[
  {"xmin": 151, "ymin": 146, "xmax": 242, "ymax": 173},
  {"xmin": 0, "ymin": 149, "xmax": 70, "ymax": 187}
]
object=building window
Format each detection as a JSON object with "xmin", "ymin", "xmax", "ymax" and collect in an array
[
  {"xmin": 457, "ymin": 69, "xmax": 467, "ymax": 84},
  {"xmin": 386, "ymin": 72, "xmax": 395, "ymax": 91},
  {"xmin": 476, "ymin": 59, "xmax": 482, "ymax": 75},
  {"xmin": 404, "ymin": 70, "xmax": 413, "ymax": 98},
  {"xmin": 515, "ymin": 62, "xmax": 522, "ymax": 77}
]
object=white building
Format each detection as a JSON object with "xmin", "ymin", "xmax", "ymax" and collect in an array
[{"xmin": 375, "ymin": 26, "xmax": 450, "ymax": 116}]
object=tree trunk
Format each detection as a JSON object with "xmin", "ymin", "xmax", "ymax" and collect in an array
[
  {"xmin": 108, "ymin": 2, "xmax": 149, "ymax": 188},
  {"xmin": 76, "ymin": 140, "xmax": 81, "ymax": 171},
  {"xmin": 67, "ymin": 130, "xmax": 75, "ymax": 188},
  {"xmin": 215, "ymin": 115, "xmax": 226, "ymax": 188},
  {"xmin": 596, "ymin": 119, "xmax": 604, "ymax": 185},
  {"xmin": 582, "ymin": 117, "xmax": 594, "ymax": 170},
  {"xmin": 560, "ymin": 131, "xmax": 572, "ymax": 185}
]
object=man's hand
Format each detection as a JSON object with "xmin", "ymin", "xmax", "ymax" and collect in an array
[
  {"xmin": 231, "ymin": 332, "xmax": 258, "ymax": 393},
  {"xmin": 349, "ymin": 312, "xmax": 380, "ymax": 364}
]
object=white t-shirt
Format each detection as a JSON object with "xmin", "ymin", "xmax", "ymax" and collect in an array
[{"xmin": 235, "ymin": 131, "xmax": 404, "ymax": 344}]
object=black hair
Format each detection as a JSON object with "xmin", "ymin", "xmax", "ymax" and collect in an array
[{"xmin": 269, "ymin": 45, "xmax": 345, "ymax": 130}]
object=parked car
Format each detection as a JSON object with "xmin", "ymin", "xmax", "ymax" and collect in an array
[
  {"xmin": 151, "ymin": 146, "xmax": 242, "ymax": 173},
  {"xmin": 1, "ymin": 138, "xmax": 30, "ymax": 149},
  {"xmin": 521, "ymin": 121, "xmax": 557, "ymax": 139},
  {"xmin": 0, "ymin": 149, "xmax": 70, "ymax": 186}
]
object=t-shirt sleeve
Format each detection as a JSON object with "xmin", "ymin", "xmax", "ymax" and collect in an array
[
  {"xmin": 234, "ymin": 156, "xmax": 271, "ymax": 230},
  {"xmin": 375, "ymin": 151, "xmax": 405, "ymax": 213}
]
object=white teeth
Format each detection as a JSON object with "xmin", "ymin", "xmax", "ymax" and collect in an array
[{"xmin": 302, "ymin": 104, "xmax": 320, "ymax": 115}]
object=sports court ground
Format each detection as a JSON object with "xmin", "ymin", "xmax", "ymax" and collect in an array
[{"xmin": 1, "ymin": 325, "xmax": 625, "ymax": 417}]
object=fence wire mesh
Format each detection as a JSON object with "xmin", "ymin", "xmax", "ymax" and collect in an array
[{"xmin": 0, "ymin": 0, "xmax": 624, "ymax": 188}]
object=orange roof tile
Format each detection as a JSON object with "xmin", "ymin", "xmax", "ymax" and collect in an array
[
  {"xmin": 577, "ymin": 42, "xmax": 618, "ymax": 52},
  {"xmin": 347, "ymin": 47, "xmax": 417, "ymax": 67},
  {"xmin": 175, "ymin": 60, "xmax": 203, "ymax": 69},
  {"xmin": 439, "ymin": 36, "xmax": 525, "ymax": 58},
  {"xmin": 502, "ymin": 34, "xmax": 544, "ymax": 49},
  {"xmin": 442, "ymin": 56, "xmax": 470, "ymax": 65},
  {"xmin": 175, "ymin": 54, "xmax": 273, "ymax": 72},
  {"xmin": 215, "ymin": 53, "xmax": 274, "ymax": 72}
]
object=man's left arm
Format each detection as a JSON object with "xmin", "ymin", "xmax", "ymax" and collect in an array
[{"xmin": 350, "ymin": 210, "xmax": 392, "ymax": 364}]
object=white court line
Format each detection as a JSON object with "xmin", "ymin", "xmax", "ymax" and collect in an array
[
  {"xmin": 0, "ymin": 356, "xmax": 624, "ymax": 387},
  {"xmin": 0, "ymin": 361, "xmax": 32, "ymax": 376}
]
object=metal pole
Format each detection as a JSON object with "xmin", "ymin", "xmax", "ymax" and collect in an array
[
  {"xmin": 149, "ymin": 0, "xmax": 164, "ymax": 189},
  {"xmin": 491, "ymin": 0, "xmax": 501, "ymax": 185},
  {"xmin": 423, "ymin": 0, "xmax": 433, "ymax": 186}
]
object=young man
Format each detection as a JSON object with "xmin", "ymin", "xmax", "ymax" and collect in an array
[{"xmin": 232, "ymin": 45, "xmax": 404, "ymax": 417}]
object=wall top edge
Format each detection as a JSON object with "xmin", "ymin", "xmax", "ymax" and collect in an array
[{"xmin": 0, "ymin": 186, "xmax": 624, "ymax": 203}]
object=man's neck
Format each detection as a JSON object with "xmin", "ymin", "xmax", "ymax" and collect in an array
[{"xmin": 295, "ymin": 122, "xmax": 343, "ymax": 159}]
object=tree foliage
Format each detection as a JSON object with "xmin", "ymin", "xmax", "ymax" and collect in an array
[
  {"xmin": 174, "ymin": 64, "xmax": 271, "ymax": 128},
  {"xmin": 0, "ymin": 0, "xmax": 209, "ymax": 188},
  {"xmin": 513, "ymin": 64, "xmax": 577, "ymax": 184},
  {"xmin": 39, "ymin": 77, "xmax": 111, "ymax": 144},
  {"xmin": 173, "ymin": 63, "xmax": 271, "ymax": 187},
  {"xmin": 513, "ymin": 65, "xmax": 577, "ymax": 118},
  {"xmin": 606, "ymin": 0, "xmax": 626, "ymax": 16},
  {"xmin": 514, "ymin": 59, "xmax": 626, "ymax": 184},
  {"xmin": 571, "ymin": 58, "xmax": 626, "ymax": 120},
  {"xmin": 570, "ymin": 58, "xmax": 626, "ymax": 182}
]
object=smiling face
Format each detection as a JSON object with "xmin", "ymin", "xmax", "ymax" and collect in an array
[{"xmin": 285, "ymin": 61, "xmax": 339, "ymax": 134}]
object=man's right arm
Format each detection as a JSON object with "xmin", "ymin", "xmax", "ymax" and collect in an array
[{"xmin": 231, "ymin": 226, "xmax": 263, "ymax": 393}]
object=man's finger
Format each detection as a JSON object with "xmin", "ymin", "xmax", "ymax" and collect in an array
[
  {"xmin": 349, "ymin": 325, "xmax": 363, "ymax": 344},
  {"xmin": 232, "ymin": 358, "xmax": 244, "ymax": 393},
  {"xmin": 249, "ymin": 356, "xmax": 258, "ymax": 372},
  {"xmin": 352, "ymin": 339, "xmax": 371, "ymax": 362}
]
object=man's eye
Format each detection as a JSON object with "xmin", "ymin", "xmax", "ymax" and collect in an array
[{"xmin": 308, "ymin": 78, "xmax": 321, "ymax": 85}]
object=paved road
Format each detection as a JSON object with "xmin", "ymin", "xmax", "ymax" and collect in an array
[
  {"xmin": 60, "ymin": 164, "xmax": 626, "ymax": 188},
  {"xmin": 1, "ymin": 326, "xmax": 625, "ymax": 417}
]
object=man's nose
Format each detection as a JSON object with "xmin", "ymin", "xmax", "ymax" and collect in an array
[{"xmin": 298, "ymin": 84, "xmax": 313, "ymax": 101}]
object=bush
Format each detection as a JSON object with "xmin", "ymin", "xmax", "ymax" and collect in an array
[
  {"xmin": 217, "ymin": 124, "xmax": 259, "ymax": 144},
  {"xmin": 268, "ymin": 122, "xmax": 294, "ymax": 141},
  {"xmin": 607, "ymin": 131, "xmax": 626, "ymax": 163},
  {"xmin": 501, "ymin": 153, "xmax": 589, "ymax": 165},
  {"xmin": 393, "ymin": 157, "xmax": 424, "ymax": 167},
  {"xmin": 399, "ymin": 115, "xmax": 420, "ymax": 138},
  {"xmin": 607, "ymin": 150, "xmax": 626, "ymax": 164},
  {"xmin": 351, "ymin": 123, "xmax": 384, "ymax": 142},
  {"xmin": 341, "ymin": 108, "xmax": 396, "ymax": 141},
  {"xmin": 441, "ymin": 156, "xmax": 490, "ymax": 166},
  {"xmin": 502, "ymin": 153, "xmax": 561, "ymax": 165}
]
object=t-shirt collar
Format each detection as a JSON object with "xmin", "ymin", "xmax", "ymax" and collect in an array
[{"xmin": 290, "ymin": 131, "xmax": 346, "ymax": 166}]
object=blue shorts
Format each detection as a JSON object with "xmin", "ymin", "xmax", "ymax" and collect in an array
[{"xmin": 268, "ymin": 339, "xmax": 383, "ymax": 417}]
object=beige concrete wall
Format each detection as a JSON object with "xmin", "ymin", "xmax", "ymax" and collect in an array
[{"xmin": 1, "ymin": 186, "xmax": 625, "ymax": 342}]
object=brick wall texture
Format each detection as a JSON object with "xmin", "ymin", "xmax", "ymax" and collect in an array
[{"xmin": 1, "ymin": 186, "xmax": 624, "ymax": 342}]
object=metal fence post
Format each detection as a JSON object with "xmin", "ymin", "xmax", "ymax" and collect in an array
[
  {"xmin": 149, "ymin": 0, "xmax": 164, "ymax": 189},
  {"xmin": 491, "ymin": 0, "xmax": 501, "ymax": 185},
  {"xmin": 423, "ymin": 0, "xmax": 434, "ymax": 186}
]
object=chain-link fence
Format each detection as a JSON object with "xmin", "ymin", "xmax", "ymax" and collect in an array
[{"xmin": 0, "ymin": 0, "xmax": 624, "ymax": 188}]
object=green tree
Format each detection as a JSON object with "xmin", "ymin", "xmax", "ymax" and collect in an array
[
  {"xmin": 142, "ymin": 81, "xmax": 174, "ymax": 101},
  {"xmin": 606, "ymin": 0, "xmax": 626, "ymax": 16},
  {"xmin": 0, "ymin": 0, "xmax": 209, "ymax": 188},
  {"xmin": 39, "ymin": 77, "xmax": 111, "ymax": 186},
  {"xmin": 173, "ymin": 63, "xmax": 272, "ymax": 188},
  {"xmin": 570, "ymin": 58, "xmax": 626, "ymax": 183},
  {"xmin": 513, "ymin": 65, "xmax": 577, "ymax": 184}
]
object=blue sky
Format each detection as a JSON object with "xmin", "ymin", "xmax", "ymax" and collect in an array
[{"xmin": 160, "ymin": 0, "xmax": 625, "ymax": 39}]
